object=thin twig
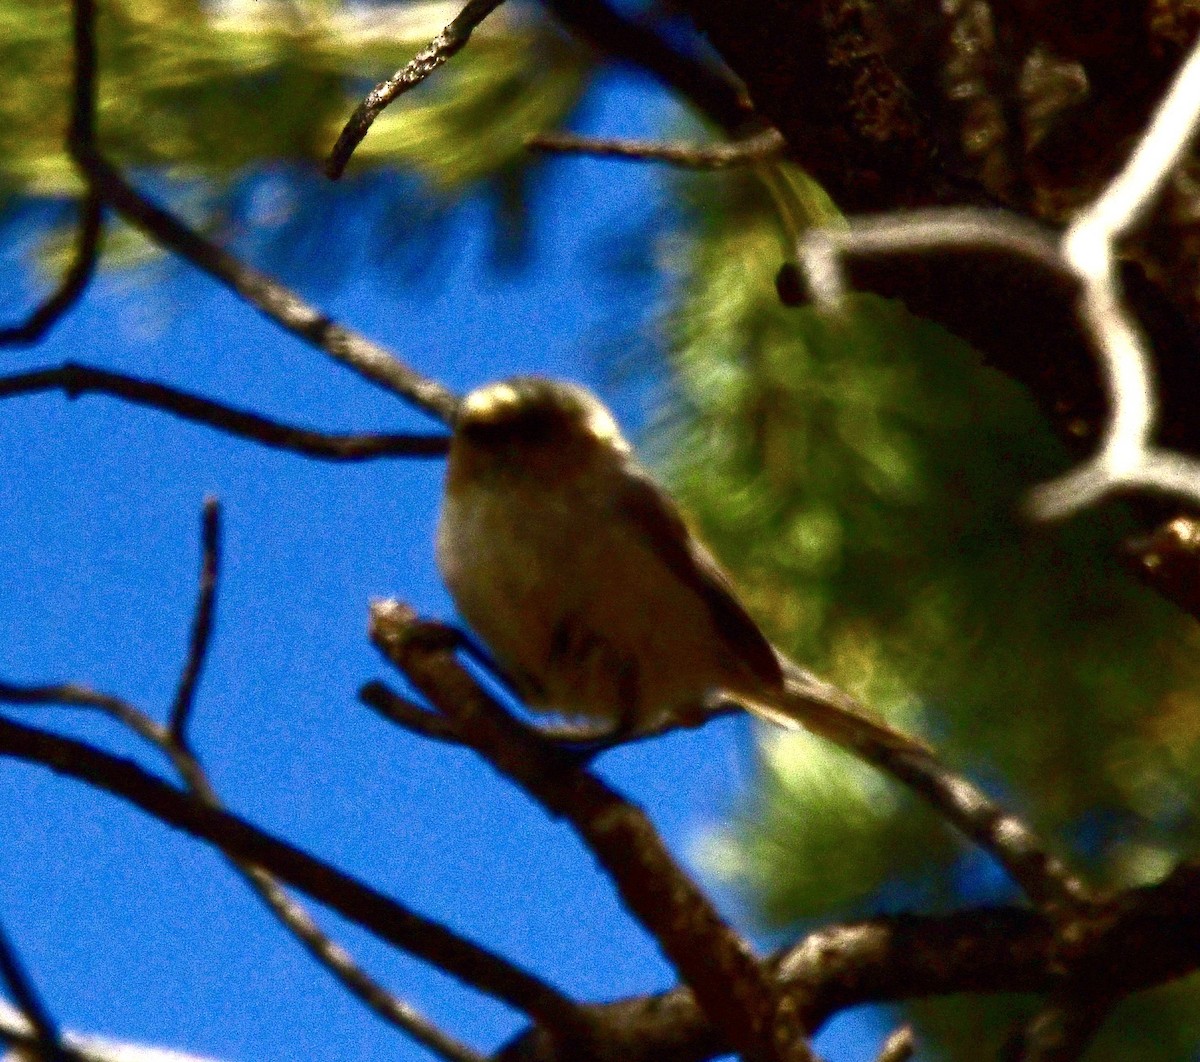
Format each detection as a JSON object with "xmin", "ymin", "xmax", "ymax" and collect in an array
[
  {"xmin": 0, "ymin": 683, "xmax": 485, "ymax": 1062},
  {"xmin": 0, "ymin": 363, "xmax": 450, "ymax": 460},
  {"xmin": 0, "ymin": 711, "xmax": 591, "ymax": 1043},
  {"xmin": 0, "ymin": 193, "xmax": 103, "ymax": 346},
  {"xmin": 0, "ymin": 916, "xmax": 67, "ymax": 1062},
  {"xmin": 848, "ymin": 736, "xmax": 1092, "ymax": 918},
  {"xmin": 169, "ymin": 499, "xmax": 221, "ymax": 743},
  {"xmin": 368, "ymin": 601, "xmax": 816, "ymax": 1062},
  {"xmin": 83, "ymin": 154, "xmax": 458, "ymax": 421},
  {"xmin": 63, "ymin": 0, "xmax": 457, "ymax": 423},
  {"xmin": 326, "ymin": 0, "xmax": 509, "ymax": 179},
  {"xmin": 526, "ymin": 128, "xmax": 784, "ymax": 169}
]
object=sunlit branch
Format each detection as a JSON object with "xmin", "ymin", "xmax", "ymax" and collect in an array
[
  {"xmin": 1030, "ymin": 39, "xmax": 1200, "ymax": 516},
  {"xmin": 0, "ymin": 363, "xmax": 450, "ymax": 460},
  {"xmin": 874, "ymin": 1025, "xmax": 915, "ymax": 1062},
  {"xmin": 0, "ymin": 917, "xmax": 67, "ymax": 1062},
  {"xmin": 526, "ymin": 128, "xmax": 783, "ymax": 169},
  {"xmin": 326, "ymin": 0, "xmax": 509, "ymax": 179},
  {"xmin": 169, "ymin": 499, "xmax": 220, "ymax": 744}
]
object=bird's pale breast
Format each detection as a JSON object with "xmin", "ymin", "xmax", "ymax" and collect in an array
[{"xmin": 437, "ymin": 470, "xmax": 757, "ymax": 729}]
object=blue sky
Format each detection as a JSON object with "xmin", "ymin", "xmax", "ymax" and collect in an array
[{"xmin": 0, "ymin": 71, "xmax": 884, "ymax": 1061}]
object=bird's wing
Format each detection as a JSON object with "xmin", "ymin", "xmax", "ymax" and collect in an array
[{"xmin": 613, "ymin": 466, "xmax": 783, "ymax": 688}]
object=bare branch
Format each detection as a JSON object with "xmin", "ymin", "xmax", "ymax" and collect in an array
[
  {"xmin": 0, "ymin": 363, "xmax": 450, "ymax": 461},
  {"xmin": 0, "ymin": 681, "xmax": 150, "ymax": 732},
  {"xmin": 0, "ymin": 712, "xmax": 592, "ymax": 1043},
  {"xmin": 81, "ymin": 155, "xmax": 459, "ymax": 421},
  {"xmin": 0, "ymin": 917, "xmax": 67, "ymax": 1062},
  {"xmin": 8, "ymin": 674, "xmax": 1200, "ymax": 1062},
  {"xmin": 526, "ymin": 129, "xmax": 783, "ymax": 170},
  {"xmin": 62, "ymin": 0, "xmax": 457, "ymax": 424},
  {"xmin": 169, "ymin": 499, "xmax": 220, "ymax": 743},
  {"xmin": 0, "ymin": 193, "xmax": 103, "ymax": 346},
  {"xmin": 360, "ymin": 680, "xmax": 468, "ymax": 744},
  {"xmin": 798, "ymin": 209, "xmax": 1065, "ymax": 311},
  {"xmin": 504, "ymin": 866, "xmax": 1200, "ymax": 1062},
  {"xmin": 368, "ymin": 601, "xmax": 816, "ymax": 1062},
  {"xmin": 1031, "ymin": 34, "xmax": 1200, "ymax": 517},
  {"xmin": 326, "ymin": 0, "xmax": 509, "ymax": 179}
]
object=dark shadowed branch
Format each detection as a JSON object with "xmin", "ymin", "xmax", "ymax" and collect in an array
[
  {"xmin": 0, "ymin": 0, "xmax": 103, "ymax": 348},
  {"xmin": 169, "ymin": 498, "xmax": 221, "ymax": 743},
  {"xmin": 773, "ymin": 663, "xmax": 1092, "ymax": 919},
  {"xmin": 361, "ymin": 680, "xmax": 467, "ymax": 744},
  {"xmin": 1007, "ymin": 993, "xmax": 1114, "ymax": 1062},
  {"xmin": 863, "ymin": 740, "xmax": 1091, "ymax": 917},
  {"xmin": 497, "ymin": 866, "xmax": 1200, "ymax": 1062},
  {"xmin": 5, "ymin": 679, "xmax": 1200, "ymax": 1062},
  {"xmin": 326, "ymin": 0, "xmax": 509, "ymax": 179},
  {"xmin": 0, "ymin": 363, "xmax": 450, "ymax": 460},
  {"xmin": 0, "ymin": 500, "xmax": 486, "ymax": 1062}
]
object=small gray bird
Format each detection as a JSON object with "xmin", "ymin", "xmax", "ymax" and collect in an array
[{"xmin": 437, "ymin": 376, "xmax": 923, "ymax": 754}]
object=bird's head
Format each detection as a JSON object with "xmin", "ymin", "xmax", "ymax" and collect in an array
[{"xmin": 448, "ymin": 377, "xmax": 632, "ymax": 484}]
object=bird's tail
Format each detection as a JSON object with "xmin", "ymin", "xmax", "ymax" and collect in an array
[{"xmin": 741, "ymin": 657, "xmax": 932, "ymax": 760}]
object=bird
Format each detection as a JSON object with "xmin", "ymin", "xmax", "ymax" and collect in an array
[{"xmin": 436, "ymin": 375, "xmax": 925, "ymax": 757}]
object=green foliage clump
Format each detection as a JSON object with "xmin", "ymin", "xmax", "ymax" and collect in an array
[
  {"xmin": 1, "ymin": 0, "xmax": 591, "ymax": 265},
  {"xmin": 663, "ymin": 167, "xmax": 1200, "ymax": 912}
]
